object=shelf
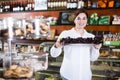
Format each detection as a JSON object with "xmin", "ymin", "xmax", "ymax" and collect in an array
[
  {"xmin": 0, "ymin": 7, "xmax": 120, "ymax": 14},
  {"xmin": 91, "ymin": 65, "xmax": 111, "ymax": 71},
  {"xmin": 98, "ymin": 57, "xmax": 120, "ymax": 62},
  {"xmin": 91, "ymin": 65, "xmax": 120, "ymax": 72},
  {"xmin": 0, "ymin": 9, "xmax": 64, "ymax": 14},
  {"xmin": 52, "ymin": 24, "xmax": 120, "ymax": 26},
  {"xmin": 86, "ymin": 7, "xmax": 120, "ymax": 10},
  {"xmin": 92, "ymin": 74, "xmax": 119, "ymax": 80},
  {"xmin": 103, "ymin": 41, "xmax": 120, "ymax": 46},
  {"xmin": 0, "ymin": 37, "xmax": 56, "ymax": 44},
  {"xmin": 86, "ymin": 26, "xmax": 120, "ymax": 33},
  {"xmin": 92, "ymin": 74, "xmax": 108, "ymax": 78},
  {"xmin": 51, "ymin": 24, "xmax": 120, "ymax": 27},
  {"xmin": 0, "ymin": 8, "xmax": 120, "ymax": 34},
  {"xmin": 51, "ymin": 25, "xmax": 120, "ymax": 35},
  {"xmin": 112, "ymin": 67, "xmax": 120, "ymax": 71},
  {"xmin": 49, "ymin": 62, "xmax": 61, "ymax": 67}
]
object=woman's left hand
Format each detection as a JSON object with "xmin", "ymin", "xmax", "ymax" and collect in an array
[{"xmin": 94, "ymin": 43, "xmax": 102, "ymax": 49}]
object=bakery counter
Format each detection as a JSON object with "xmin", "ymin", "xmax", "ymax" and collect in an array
[
  {"xmin": 48, "ymin": 56, "xmax": 120, "ymax": 80},
  {"xmin": 0, "ymin": 67, "xmax": 61, "ymax": 80},
  {"xmin": 91, "ymin": 57, "xmax": 120, "ymax": 80}
]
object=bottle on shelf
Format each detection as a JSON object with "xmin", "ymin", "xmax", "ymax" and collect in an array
[
  {"xmin": 12, "ymin": 1, "xmax": 23, "ymax": 12},
  {"xmin": 10, "ymin": 1, "xmax": 13, "ymax": 12},
  {"xmin": 67, "ymin": 0, "xmax": 71, "ymax": 9},
  {"xmin": 38, "ymin": 0, "xmax": 65, "ymax": 10},
  {"xmin": 83, "ymin": 0, "xmax": 88, "ymax": 8},
  {"xmin": 91, "ymin": 1, "xmax": 98, "ymax": 8},
  {"xmin": 67, "ymin": 0, "xmax": 78, "ymax": 9},
  {"xmin": 0, "ymin": 2, "xmax": 3, "ymax": 12},
  {"xmin": 58, "ymin": 0, "xmax": 66, "ymax": 10},
  {"xmin": 87, "ymin": 0, "xmax": 91, "ymax": 8},
  {"xmin": 61, "ymin": 0, "xmax": 67, "ymax": 10},
  {"xmin": 52, "ymin": 0, "xmax": 56, "ymax": 10},
  {"xmin": 4, "ymin": 1, "xmax": 10, "ymax": 12},
  {"xmin": 2, "ymin": 1, "xmax": 8, "ymax": 12},
  {"xmin": 50, "ymin": 0, "xmax": 54, "ymax": 10},
  {"xmin": 78, "ymin": 0, "xmax": 84, "ymax": 9},
  {"xmin": 47, "ymin": 0, "xmax": 51, "ymax": 10},
  {"xmin": 63, "ymin": 0, "xmax": 67, "ymax": 10},
  {"xmin": 73, "ymin": 0, "xmax": 78, "ymax": 9},
  {"xmin": 19, "ymin": 1, "xmax": 23, "ymax": 11},
  {"xmin": 57, "ymin": 0, "xmax": 61, "ymax": 10}
]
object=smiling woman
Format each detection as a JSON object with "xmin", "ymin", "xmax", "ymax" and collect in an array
[{"xmin": 50, "ymin": 8, "xmax": 102, "ymax": 80}]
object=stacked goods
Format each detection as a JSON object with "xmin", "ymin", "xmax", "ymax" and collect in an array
[
  {"xmin": 112, "ymin": 15, "xmax": 120, "ymax": 25},
  {"xmin": 98, "ymin": 0, "xmax": 114, "ymax": 8},
  {"xmin": 88, "ymin": 13, "xmax": 110, "ymax": 25},
  {"xmin": 103, "ymin": 33, "xmax": 120, "ymax": 46}
]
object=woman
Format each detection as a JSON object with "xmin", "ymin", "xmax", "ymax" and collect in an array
[{"xmin": 50, "ymin": 9, "xmax": 102, "ymax": 80}]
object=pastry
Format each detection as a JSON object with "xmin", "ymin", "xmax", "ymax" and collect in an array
[{"xmin": 4, "ymin": 65, "xmax": 33, "ymax": 79}]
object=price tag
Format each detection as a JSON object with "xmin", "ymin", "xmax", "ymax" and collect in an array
[{"xmin": 105, "ymin": 41, "xmax": 110, "ymax": 45}]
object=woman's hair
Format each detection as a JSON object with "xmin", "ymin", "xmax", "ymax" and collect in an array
[{"xmin": 73, "ymin": 8, "xmax": 88, "ymax": 20}]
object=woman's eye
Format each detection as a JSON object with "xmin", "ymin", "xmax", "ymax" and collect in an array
[
  {"xmin": 77, "ymin": 17, "xmax": 80, "ymax": 20},
  {"xmin": 77, "ymin": 17, "xmax": 87, "ymax": 20},
  {"xmin": 83, "ymin": 17, "xmax": 87, "ymax": 20}
]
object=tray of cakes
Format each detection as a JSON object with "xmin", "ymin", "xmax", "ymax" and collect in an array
[{"xmin": 60, "ymin": 36, "xmax": 103, "ymax": 45}]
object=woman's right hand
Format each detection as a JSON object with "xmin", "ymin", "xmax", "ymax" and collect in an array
[{"xmin": 54, "ymin": 41, "xmax": 64, "ymax": 48}]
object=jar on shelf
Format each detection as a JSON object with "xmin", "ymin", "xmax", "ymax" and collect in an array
[
  {"xmin": 13, "ymin": 18, "xmax": 26, "ymax": 39},
  {"xmin": 30, "ymin": 53, "xmax": 49, "ymax": 72},
  {"xmin": 18, "ymin": 53, "xmax": 49, "ymax": 72},
  {"xmin": 3, "ymin": 54, "xmax": 33, "ymax": 79},
  {"xmin": 25, "ymin": 18, "xmax": 51, "ymax": 39},
  {"xmin": 0, "ymin": 17, "xmax": 25, "ymax": 39}
]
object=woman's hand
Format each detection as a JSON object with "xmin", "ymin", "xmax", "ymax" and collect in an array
[
  {"xmin": 94, "ymin": 43, "xmax": 102, "ymax": 49},
  {"xmin": 54, "ymin": 41, "xmax": 64, "ymax": 48}
]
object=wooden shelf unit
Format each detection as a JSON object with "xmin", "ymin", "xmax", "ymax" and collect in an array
[{"xmin": 0, "ymin": 8, "xmax": 120, "ymax": 35}]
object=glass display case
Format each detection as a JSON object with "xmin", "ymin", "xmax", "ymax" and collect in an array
[{"xmin": 91, "ymin": 46, "xmax": 120, "ymax": 80}]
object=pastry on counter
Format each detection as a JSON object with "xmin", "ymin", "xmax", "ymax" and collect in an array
[
  {"xmin": 4, "ymin": 65, "xmax": 33, "ymax": 79},
  {"xmin": 40, "ymin": 21, "xmax": 50, "ymax": 36}
]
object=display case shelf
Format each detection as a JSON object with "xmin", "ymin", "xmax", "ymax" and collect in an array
[
  {"xmin": 103, "ymin": 41, "xmax": 120, "ymax": 46},
  {"xmin": 0, "ymin": 37, "xmax": 55, "ymax": 44}
]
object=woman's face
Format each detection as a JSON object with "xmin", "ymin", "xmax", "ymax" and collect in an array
[{"xmin": 74, "ymin": 13, "xmax": 87, "ymax": 29}]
